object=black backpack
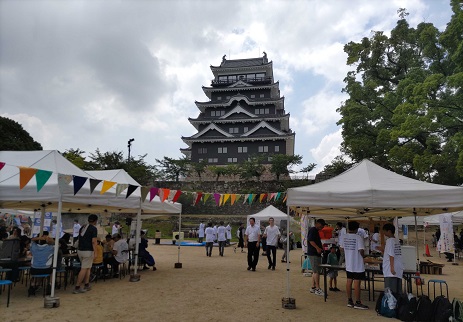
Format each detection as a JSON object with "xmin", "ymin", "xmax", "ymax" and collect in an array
[
  {"xmin": 396, "ymin": 293, "xmax": 417, "ymax": 321},
  {"xmin": 431, "ymin": 295, "xmax": 453, "ymax": 322},
  {"xmin": 416, "ymin": 295, "xmax": 433, "ymax": 321}
]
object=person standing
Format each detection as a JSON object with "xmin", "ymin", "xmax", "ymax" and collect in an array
[
  {"xmin": 72, "ymin": 219, "xmax": 81, "ymax": 244},
  {"xmin": 307, "ymin": 218, "xmax": 326, "ymax": 296},
  {"xmin": 217, "ymin": 221, "xmax": 226, "ymax": 256},
  {"xmin": 336, "ymin": 222, "xmax": 347, "ymax": 265},
  {"xmin": 344, "ymin": 221, "xmax": 368, "ymax": 310},
  {"xmin": 377, "ymin": 223, "xmax": 404, "ymax": 294},
  {"xmin": 112, "ymin": 221, "xmax": 121, "ymax": 236},
  {"xmin": 235, "ymin": 223, "xmax": 245, "ymax": 253},
  {"xmin": 213, "ymin": 224, "xmax": 218, "ymax": 243},
  {"xmin": 244, "ymin": 217, "xmax": 261, "ymax": 271},
  {"xmin": 198, "ymin": 222, "xmax": 205, "ymax": 243},
  {"xmin": 73, "ymin": 214, "xmax": 98, "ymax": 294},
  {"xmin": 263, "ymin": 217, "xmax": 280, "ymax": 270},
  {"xmin": 370, "ymin": 227, "xmax": 380, "ymax": 254},
  {"xmin": 205, "ymin": 223, "xmax": 215, "ymax": 257},
  {"xmin": 226, "ymin": 223, "xmax": 232, "ymax": 245}
]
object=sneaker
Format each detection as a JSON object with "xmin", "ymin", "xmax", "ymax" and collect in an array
[
  {"xmin": 329, "ymin": 287, "xmax": 335, "ymax": 291},
  {"xmin": 272, "ymin": 266, "xmax": 275, "ymax": 271},
  {"xmin": 268, "ymin": 265, "xmax": 272, "ymax": 270},
  {"xmin": 314, "ymin": 288, "xmax": 324, "ymax": 296},
  {"xmin": 309, "ymin": 287, "xmax": 317, "ymax": 293},
  {"xmin": 347, "ymin": 299, "xmax": 354, "ymax": 308},
  {"xmin": 72, "ymin": 288, "xmax": 86, "ymax": 294},
  {"xmin": 333, "ymin": 287, "xmax": 341, "ymax": 292},
  {"xmin": 83, "ymin": 285, "xmax": 91, "ymax": 291},
  {"xmin": 354, "ymin": 302, "xmax": 369, "ymax": 310}
]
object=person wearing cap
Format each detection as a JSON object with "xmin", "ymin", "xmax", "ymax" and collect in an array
[
  {"xmin": 73, "ymin": 214, "xmax": 98, "ymax": 294},
  {"xmin": 307, "ymin": 218, "xmax": 326, "ymax": 296}
]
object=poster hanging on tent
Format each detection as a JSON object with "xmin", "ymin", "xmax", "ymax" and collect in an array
[
  {"xmin": 402, "ymin": 225, "xmax": 408, "ymax": 240},
  {"xmin": 301, "ymin": 214, "xmax": 309, "ymax": 253},
  {"xmin": 437, "ymin": 213, "xmax": 454, "ymax": 253},
  {"xmin": 43, "ymin": 212, "xmax": 53, "ymax": 232}
]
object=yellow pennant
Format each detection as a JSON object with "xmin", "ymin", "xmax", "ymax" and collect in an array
[{"xmin": 100, "ymin": 180, "xmax": 116, "ymax": 195}]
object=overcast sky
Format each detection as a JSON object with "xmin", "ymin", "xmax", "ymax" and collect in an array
[{"xmin": 0, "ymin": 0, "xmax": 453, "ymax": 175}]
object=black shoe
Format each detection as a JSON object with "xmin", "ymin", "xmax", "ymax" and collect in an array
[
  {"xmin": 113, "ymin": 273, "xmax": 119, "ymax": 278},
  {"xmin": 333, "ymin": 287, "xmax": 341, "ymax": 292},
  {"xmin": 268, "ymin": 265, "xmax": 272, "ymax": 269},
  {"xmin": 272, "ymin": 266, "xmax": 275, "ymax": 270},
  {"xmin": 142, "ymin": 266, "xmax": 150, "ymax": 270},
  {"xmin": 329, "ymin": 287, "xmax": 335, "ymax": 291},
  {"xmin": 252, "ymin": 267, "xmax": 256, "ymax": 271},
  {"xmin": 152, "ymin": 267, "xmax": 157, "ymax": 271},
  {"xmin": 247, "ymin": 266, "xmax": 251, "ymax": 271}
]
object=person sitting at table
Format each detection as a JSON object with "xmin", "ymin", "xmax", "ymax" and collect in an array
[
  {"xmin": 90, "ymin": 239, "xmax": 104, "ymax": 282},
  {"xmin": 377, "ymin": 223, "xmax": 404, "ymax": 295},
  {"xmin": 108, "ymin": 233, "xmax": 128, "ymax": 278},
  {"xmin": 139, "ymin": 230, "xmax": 156, "ymax": 271},
  {"xmin": 29, "ymin": 234, "xmax": 55, "ymax": 295}
]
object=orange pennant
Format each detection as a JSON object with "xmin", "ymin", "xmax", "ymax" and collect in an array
[
  {"xmin": 19, "ymin": 167, "xmax": 38, "ymax": 189},
  {"xmin": 100, "ymin": 180, "xmax": 116, "ymax": 195},
  {"xmin": 230, "ymin": 194, "xmax": 236, "ymax": 205},
  {"xmin": 161, "ymin": 188, "xmax": 170, "ymax": 202}
]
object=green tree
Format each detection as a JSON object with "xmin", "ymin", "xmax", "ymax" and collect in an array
[
  {"xmin": 86, "ymin": 149, "xmax": 125, "ymax": 170},
  {"xmin": 190, "ymin": 160, "xmax": 208, "ymax": 181},
  {"xmin": 321, "ymin": 156, "xmax": 353, "ymax": 176},
  {"xmin": 209, "ymin": 165, "xmax": 227, "ymax": 181},
  {"xmin": 338, "ymin": 2, "xmax": 463, "ymax": 185},
  {"xmin": 300, "ymin": 163, "xmax": 317, "ymax": 179},
  {"xmin": 269, "ymin": 154, "xmax": 303, "ymax": 180},
  {"xmin": 223, "ymin": 164, "xmax": 242, "ymax": 180},
  {"xmin": 155, "ymin": 156, "xmax": 190, "ymax": 182},
  {"xmin": 62, "ymin": 148, "xmax": 86, "ymax": 168},
  {"xmin": 0, "ymin": 116, "xmax": 42, "ymax": 150},
  {"xmin": 240, "ymin": 155, "xmax": 266, "ymax": 181}
]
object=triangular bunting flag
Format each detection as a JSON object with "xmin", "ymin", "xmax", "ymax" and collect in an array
[
  {"xmin": 213, "ymin": 193, "xmax": 221, "ymax": 206},
  {"xmin": 35, "ymin": 169, "xmax": 53, "ymax": 192},
  {"xmin": 116, "ymin": 184, "xmax": 128, "ymax": 196},
  {"xmin": 58, "ymin": 174, "xmax": 73, "ymax": 193},
  {"xmin": 230, "ymin": 194, "xmax": 236, "ymax": 205},
  {"xmin": 259, "ymin": 193, "xmax": 267, "ymax": 203},
  {"xmin": 149, "ymin": 187, "xmax": 159, "ymax": 202},
  {"xmin": 203, "ymin": 193, "xmax": 211, "ymax": 204},
  {"xmin": 141, "ymin": 186, "xmax": 150, "ymax": 202},
  {"xmin": 19, "ymin": 167, "xmax": 37, "ymax": 189},
  {"xmin": 168, "ymin": 190, "xmax": 176, "ymax": 201},
  {"xmin": 161, "ymin": 188, "xmax": 170, "ymax": 202},
  {"xmin": 275, "ymin": 192, "xmax": 281, "ymax": 201},
  {"xmin": 73, "ymin": 176, "xmax": 88, "ymax": 195},
  {"xmin": 89, "ymin": 179, "xmax": 101, "ymax": 194},
  {"xmin": 243, "ymin": 194, "xmax": 249, "ymax": 204},
  {"xmin": 223, "ymin": 194, "xmax": 230, "ymax": 205},
  {"xmin": 268, "ymin": 193, "xmax": 276, "ymax": 201},
  {"xmin": 172, "ymin": 190, "xmax": 182, "ymax": 203},
  {"xmin": 219, "ymin": 194, "xmax": 224, "ymax": 206},
  {"xmin": 235, "ymin": 194, "xmax": 241, "ymax": 203},
  {"xmin": 194, "ymin": 192, "xmax": 203, "ymax": 206},
  {"xmin": 100, "ymin": 180, "xmax": 116, "ymax": 195},
  {"xmin": 0, "ymin": 162, "xmax": 5, "ymax": 171},
  {"xmin": 126, "ymin": 185, "xmax": 138, "ymax": 199},
  {"xmin": 248, "ymin": 193, "xmax": 254, "ymax": 205},
  {"xmin": 283, "ymin": 194, "xmax": 287, "ymax": 203}
]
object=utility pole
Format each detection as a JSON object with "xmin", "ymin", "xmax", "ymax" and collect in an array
[{"xmin": 127, "ymin": 138, "xmax": 134, "ymax": 160}]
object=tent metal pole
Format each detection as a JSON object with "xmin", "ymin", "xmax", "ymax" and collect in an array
[
  {"xmin": 175, "ymin": 209, "xmax": 182, "ymax": 268},
  {"xmin": 132, "ymin": 199, "xmax": 142, "ymax": 277},
  {"xmin": 414, "ymin": 213, "xmax": 419, "ymax": 271},
  {"xmin": 50, "ymin": 197, "xmax": 62, "ymax": 298},
  {"xmin": 39, "ymin": 208, "xmax": 45, "ymax": 236},
  {"xmin": 286, "ymin": 205, "xmax": 291, "ymax": 299}
]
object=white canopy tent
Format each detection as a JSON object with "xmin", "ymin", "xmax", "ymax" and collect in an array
[
  {"xmin": 0, "ymin": 150, "xmax": 181, "ymax": 298},
  {"xmin": 247, "ymin": 205, "xmax": 293, "ymax": 226},
  {"xmin": 285, "ymin": 159, "xmax": 463, "ymax": 301},
  {"xmin": 398, "ymin": 211, "xmax": 463, "ymax": 226}
]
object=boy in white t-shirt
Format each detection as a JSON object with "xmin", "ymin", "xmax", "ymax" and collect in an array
[
  {"xmin": 343, "ymin": 221, "xmax": 368, "ymax": 310},
  {"xmin": 377, "ymin": 223, "xmax": 404, "ymax": 294}
]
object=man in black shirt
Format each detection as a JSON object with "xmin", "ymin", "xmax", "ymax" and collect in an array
[{"xmin": 307, "ymin": 218, "xmax": 326, "ymax": 296}]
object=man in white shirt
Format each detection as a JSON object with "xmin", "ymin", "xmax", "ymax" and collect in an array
[
  {"xmin": 245, "ymin": 217, "xmax": 261, "ymax": 271},
  {"xmin": 343, "ymin": 221, "xmax": 368, "ymax": 310},
  {"xmin": 226, "ymin": 223, "xmax": 232, "ymax": 245},
  {"xmin": 198, "ymin": 222, "xmax": 205, "ymax": 243},
  {"xmin": 263, "ymin": 217, "xmax": 280, "ymax": 270},
  {"xmin": 204, "ymin": 223, "xmax": 215, "ymax": 257},
  {"xmin": 378, "ymin": 223, "xmax": 404, "ymax": 294},
  {"xmin": 108, "ymin": 233, "xmax": 128, "ymax": 278},
  {"xmin": 336, "ymin": 222, "xmax": 346, "ymax": 265},
  {"xmin": 73, "ymin": 219, "xmax": 81, "ymax": 244},
  {"xmin": 213, "ymin": 225, "xmax": 218, "ymax": 243},
  {"xmin": 217, "ymin": 221, "xmax": 227, "ymax": 256}
]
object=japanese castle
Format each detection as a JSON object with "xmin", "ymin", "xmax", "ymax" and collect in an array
[{"xmin": 181, "ymin": 53, "xmax": 295, "ymax": 180}]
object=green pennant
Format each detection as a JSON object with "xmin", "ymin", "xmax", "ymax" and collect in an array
[{"xmin": 35, "ymin": 169, "xmax": 53, "ymax": 192}]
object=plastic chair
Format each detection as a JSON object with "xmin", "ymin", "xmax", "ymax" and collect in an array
[
  {"xmin": 0, "ymin": 280, "xmax": 13, "ymax": 307},
  {"xmin": 29, "ymin": 274, "xmax": 50, "ymax": 297}
]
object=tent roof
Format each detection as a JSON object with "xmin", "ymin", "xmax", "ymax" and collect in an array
[
  {"xmin": 250, "ymin": 205, "xmax": 287, "ymax": 219},
  {"xmin": 398, "ymin": 211, "xmax": 463, "ymax": 226},
  {"xmin": 287, "ymin": 159, "xmax": 463, "ymax": 217},
  {"xmin": 0, "ymin": 150, "xmax": 180, "ymax": 214}
]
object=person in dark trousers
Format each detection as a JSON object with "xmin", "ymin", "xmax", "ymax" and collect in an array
[
  {"xmin": 307, "ymin": 218, "xmax": 326, "ymax": 296},
  {"xmin": 244, "ymin": 217, "xmax": 261, "ymax": 271}
]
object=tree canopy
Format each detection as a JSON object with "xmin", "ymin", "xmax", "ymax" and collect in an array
[
  {"xmin": 0, "ymin": 116, "xmax": 42, "ymax": 151},
  {"xmin": 337, "ymin": 2, "xmax": 463, "ymax": 185}
]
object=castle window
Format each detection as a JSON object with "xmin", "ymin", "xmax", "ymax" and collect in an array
[
  {"xmin": 217, "ymin": 96, "xmax": 222, "ymax": 100},
  {"xmin": 208, "ymin": 158, "xmax": 218, "ymax": 163},
  {"xmin": 238, "ymin": 147, "xmax": 248, "ymax": 153},
  {"xmin": 258, "ymin": 146, "xmax": 268, "ymax": 153},
  {"xmin": 218, "ymin": 147, "xmax": 227, "ymax": 154},
  {"xmin": 244, "ymin": 127, "xmax": 248, "ymax": 132},
  {"xmin": 229, "ymin": 127, "xmax": 239, "ymax": 134},
  {"xmin": 260, "ymin": 94, "xmax": 265, "ymax": 98},
  {"xmin": 275, "ymin": 146, "xmax": 280, "ymax": 152},
  {"xmin": 198, "ymin": 148, "xmax": 207, "ymax": 154},
  {"xmin": 228, "ymin": 158, "xmax": 237, "ymax": 163},
  {"xmin": 250, "ymin": 94, "xmax": 255, "ymax": 98}
]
